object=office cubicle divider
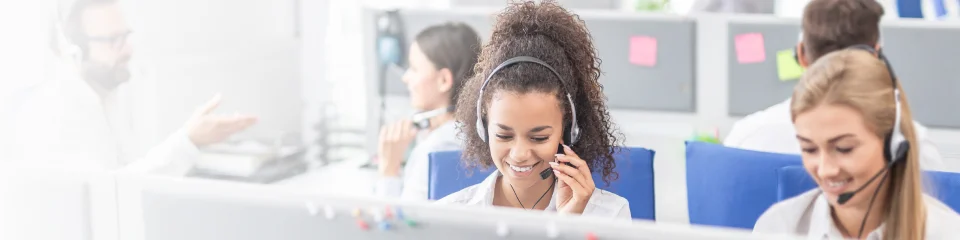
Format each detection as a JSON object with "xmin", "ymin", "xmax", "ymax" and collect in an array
[
  {"xmin": 880, "ymin": 20, "xmax": 960, "ymax": 128},
  {"xmin": 725, "ymin": 18, "xmax": 800, "ymax": 117},
  {"xmin": 581, "ymin": 12, "xmax": 697, "ymax": 112},
  {"xmin": 365, "ymin": 8, "xmax": 697, "ymax": 112},
  {"xmin": 723, "ymin": 16, "xmax": 960, "ymax": 129},
  {"xmin": 117, "ymin": 173, "xmax": 802, "ymax": 240},
  {"xmin": 451, "ymin": 0, "xmax": 622, "ymax": 9}
]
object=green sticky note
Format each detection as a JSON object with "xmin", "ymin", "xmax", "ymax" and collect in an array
[{"xmin": 776, "ymin": 49, "xmax": 804, "ymax": 81}]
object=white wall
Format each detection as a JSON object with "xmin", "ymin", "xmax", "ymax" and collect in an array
[{"xmin": 130, "ymin": 0, "xmax": 302, "ymax": 144}]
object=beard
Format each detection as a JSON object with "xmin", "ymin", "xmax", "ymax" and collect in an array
[{"xmin": 81, "ymin": 59, "xmax": 131, "ymax": 95}]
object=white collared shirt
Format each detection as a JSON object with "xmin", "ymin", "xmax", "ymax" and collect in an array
[
  {"xmin": 754, "ymin": 189, "xmax": 960, "ymax": 239},
  {"xmin": 725, "ymin": 99, "xmax": 947, "ymax": 171},
  {"xmin": 7, "ymin": 58, "xmax": 198, "ymax": 175},
  {"xmin": 435, "ymin": 170, "xmax": 631, "ymax": 219}
]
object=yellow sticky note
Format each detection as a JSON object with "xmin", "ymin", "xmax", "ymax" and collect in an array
[{"xmin": 776, "ymin": 49, "xmax": 804, "ymax": 81}]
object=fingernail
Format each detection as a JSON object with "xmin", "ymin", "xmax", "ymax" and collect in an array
[
  {"xmin": 555, "ymin": 154, "xmax": 565, "ymax": 158},
  {"xmin": 548, "ymin": 162, "xmax": 558, "ymax": 167},
  {"xmin": 563, "ymin": 144, "xmax": 571, "ymax": 150}
]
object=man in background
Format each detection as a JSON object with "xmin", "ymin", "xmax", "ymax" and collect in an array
[{"xmin": 9, "ymin": 0, "xmax": 257, "ymax": 174}]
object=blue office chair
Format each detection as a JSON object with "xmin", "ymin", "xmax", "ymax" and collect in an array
[
  {"xmin": 777, "ymin": 166, "xmax": 960, "ymax": 213},
  {"xmin": 775, "ymin": 165, "xmax": 817, "ymax": 201},
  {"xmin": 925, "ymin": 171, "xmax": 960, "ymax": 212},
  {"xmin": 685, "ymin": 142, "xmax": 802, "ymax": 229},
  {"xmin": 427, "ymin": 147, "xmax": 657, "ymax": 220},
  {"xmin": 426, "ymin": 150, "xmax": 494, "ymax": 200},
  {"xmin": 897, "ymin": 0, "xmax": 925, "ymax": 19}
]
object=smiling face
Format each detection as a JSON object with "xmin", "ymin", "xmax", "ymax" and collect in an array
[
  {"xmin": 485, "ymin": 91, "xmax": 564, "ymax": 187},
  {"xmin": 794, "ymin": 104, "xmax": 889, "ymax": 208}
]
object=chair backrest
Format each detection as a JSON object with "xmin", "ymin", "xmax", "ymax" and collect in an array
[
  {"xmin": 685, "ymin": 142, "xmax": 802, "ymax": 229},
  {"xmin": 896, "ymin": 0, "xmax": 924, "ymax": 19},
  {"xmin": 777, "ymin": 166, "xmax": 960, "ymax": 213},
  {"xmin": 776, "ymin": 165, "xmax": 817, "ymax": 201},
  {"xmin": 427, "ymin": 147, "xmax": 657, "ymax": 220},
  {"xmin": 925, "ymin": 171, "xmax": 960, "ymax": 212},
  {"xmin": 426, "ymin": 150, "xmax": 493, "ymax": 200}
]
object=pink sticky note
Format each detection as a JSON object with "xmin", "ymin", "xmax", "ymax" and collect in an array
[
  {"xmin": 734, "ymin": 33, "xmax": 766, "ymax": 64},
  {"xmin": 629, "ymin": 36, "xmax": 657, "ymax": 67}
]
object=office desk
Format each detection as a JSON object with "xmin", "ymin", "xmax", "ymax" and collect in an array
[{"xmin": 273, "ymin": 157, "xmax": 378, "ymax": 197}]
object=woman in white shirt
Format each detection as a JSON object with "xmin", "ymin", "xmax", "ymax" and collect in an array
[
  {"xmin": 753, "ymin": 49, "xmax": 960, "ymax": 239},
  {"xmin": 438, "ymin": 1, "xmax": 630, "ymax": 219},
  {"xmin": 375, "ymin": 22, "xmax": 481, "ymax": 200}
]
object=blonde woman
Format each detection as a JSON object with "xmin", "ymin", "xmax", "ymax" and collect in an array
[{"xmin": 753, "ymin": 48, "xmax": 960, "ymax": 239}]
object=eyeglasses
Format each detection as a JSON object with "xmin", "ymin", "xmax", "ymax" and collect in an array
[{"xmin": 84, "ymin": 30, "xmax": 134, "ymax": 48}]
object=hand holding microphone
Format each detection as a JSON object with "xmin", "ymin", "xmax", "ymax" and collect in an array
[{"xmin": 549, "ymin": 144, "xmax": 595, "ymax": 215}]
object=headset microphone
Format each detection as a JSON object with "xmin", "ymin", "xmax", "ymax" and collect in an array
[
  {"xmin": 836, "ymin": 160, "xmax": 894, "ymax": 205},
  {"xmin": 836, "ymin": 132, "xmax": 910, "ymax": 205},
  {"xmin": 411, "ymin": 106, "xmax": 454, "ymax": 130}
]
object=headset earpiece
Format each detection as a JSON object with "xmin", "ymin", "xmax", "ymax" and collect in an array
[
  {"xmin": 847, "ymin": 44, "xmax": 909, "ymax": 165},
  {"xmin": 476, "ymin": 117, "xmax": 488, "ymax": 142}
]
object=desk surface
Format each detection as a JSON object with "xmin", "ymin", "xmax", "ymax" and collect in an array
[{"xmin": 273, "ymin": 158, "xmax": 378, "ymax": 197}]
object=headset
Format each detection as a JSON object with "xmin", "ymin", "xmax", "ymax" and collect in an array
[
  {"xmin": 52, "ymin": 0, "xmax": 84, "ymax": 62},
  {"xmin": 793, "ymin": 36, "xmax": 907, "ymax": 166},
  {"xmin": 474, "ymin": 56, "xmax": 581, "ymax": 146},
  {"xmin": 855, "ymin": 44, "xmax": 909, "ymax": 166},
  {"xmin": 799, "ymin": 43, "xmax": 909, "ymax": 239},
  {"xmin": 411, "ymin": 106, "xmax": 455, "ymax": 130}
]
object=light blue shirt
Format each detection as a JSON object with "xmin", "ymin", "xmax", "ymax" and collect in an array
[{"xmin": 375, "ymin": 121, "xmax": 461, "ymax": 200}]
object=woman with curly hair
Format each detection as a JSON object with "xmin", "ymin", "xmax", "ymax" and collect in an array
[{"xmin": 437, "ymin": 0, "xmax": 629, "ymax": 218}]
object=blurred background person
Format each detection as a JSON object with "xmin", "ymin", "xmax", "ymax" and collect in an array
[
  {"xmin": 8, "ymin": 0, "xmax": 257, "ymax": 174},
  {"xmin": 375, "ymin": 22, "xmax": 481, "ymax": 200}
]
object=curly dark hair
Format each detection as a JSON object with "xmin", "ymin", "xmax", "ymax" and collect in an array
[{"xmin": 453, "ymin": 0, "xmax": 623, "ymax": 185}]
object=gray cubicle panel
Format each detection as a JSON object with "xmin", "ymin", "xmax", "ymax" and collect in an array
[
  {"xmin": 137, "ymin": 177, "xmax": 800, "ymax": 240},
  {"xmin": 451, "ymin": 0, "xmax": 621, "ymax": 9},
  {"xmin": 880, "ymin": 22, "xmax": 960, "ymax": 128},
  {"xmin": 581, "ymin": 12, "xmax": 696, "ymax": 111},
  {"xmin": 726, "ymin": 19, "xmax": 800, "ymax": 116},
  {"xmin": 377, "ymin": 9, "xmax": 697, "ymax": 112}
]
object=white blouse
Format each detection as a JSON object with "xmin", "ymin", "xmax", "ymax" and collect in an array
[
  {"xmin": 754, "ymin": 189, "xmax": 960, "ymax": 239},
  {"xmin": 436, "ymin": 170, "xmax": 631, "ymax": 219}
]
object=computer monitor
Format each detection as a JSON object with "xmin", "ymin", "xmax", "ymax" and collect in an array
[{"xmin": 117, "ymin": 175, "xmax": 803, "ymax": 240}]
